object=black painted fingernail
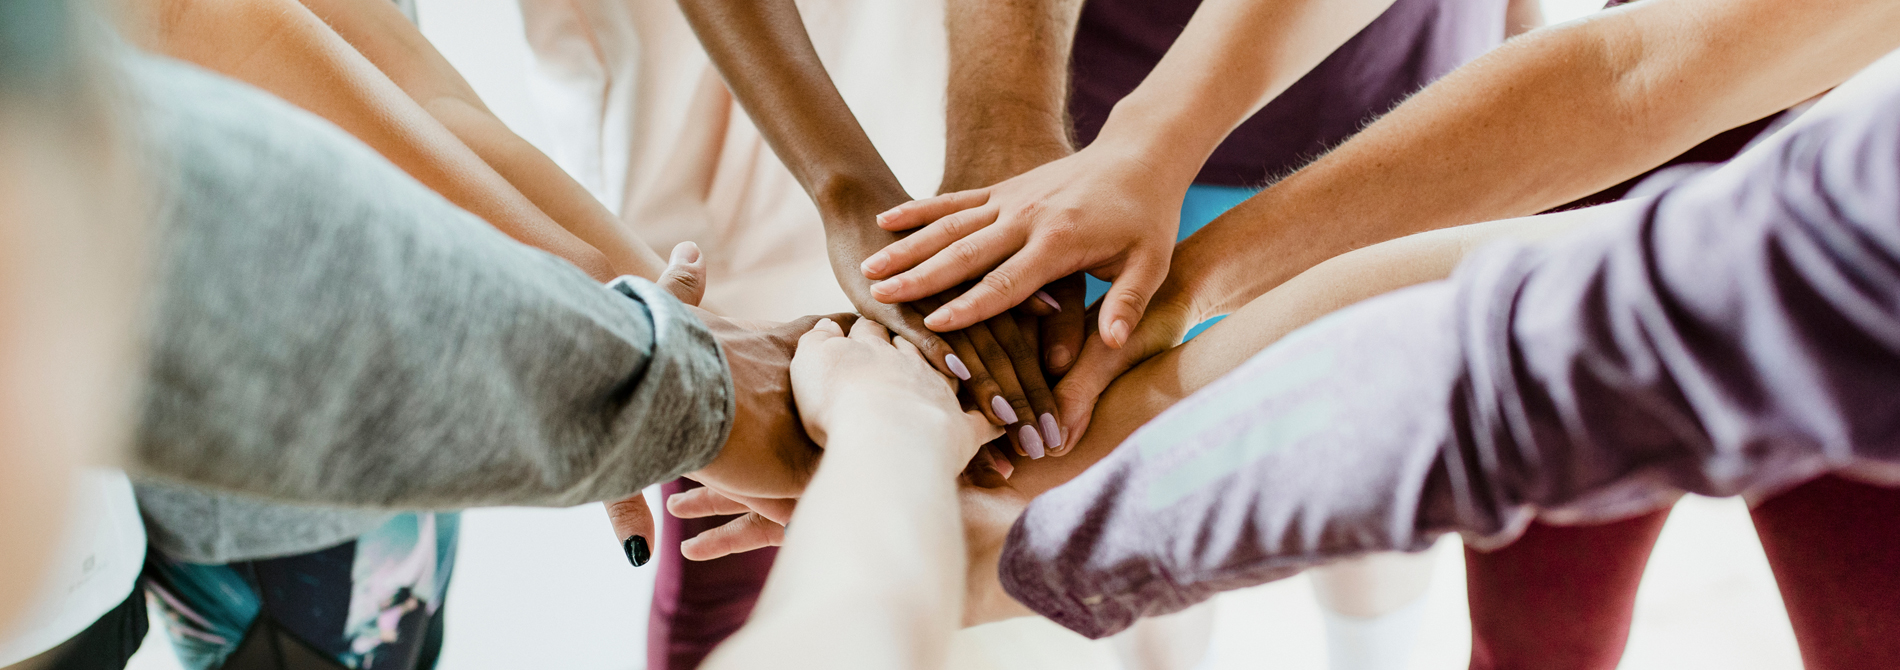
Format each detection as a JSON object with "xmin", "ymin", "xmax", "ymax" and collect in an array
[{"xmin": 623, "ymin": 536, "xmax": 651, "ymax": 567}]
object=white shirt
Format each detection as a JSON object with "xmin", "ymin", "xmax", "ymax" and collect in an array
[{"xmin": 0, "ymin": 469, "xmax": 146, "ymax": 665}]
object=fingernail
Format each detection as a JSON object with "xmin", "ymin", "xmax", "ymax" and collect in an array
[
  {"xmin": 1036, "ymin": 290, "xmax": 1060, "ymax": 312},
  {"xmin": 861, "ymin": 254, "xmax": 886, "ymax": 276},
  {"xmin": 990, "ymin": 396, "xmax": 1018, "ymax": 424},
  {"xmin": 924, "ymin": 307, "xmax": 952, "ymax": 330},
  {"xmin": 623, "ymin": 535, "xmax": 650, "ymax": 567},
  {"xmin": 1039, "ymin": 413, "xmax": 1062, "ymax": 450},
  {"xmin": 671, "ymin": 241, "xmax": 701, "ymax": 264},
  {"xmin": 1107, "ymin": 320, "xmax": 1131, "ymax": 348},
  {"xmin": 946, "ymin": 354, "xmax": 971, "ymax": 380},
  {"xmin": 1020, "ymin": 426, "xmax": 1045, "ymax": 459},
  {"xmin": 870, "ymin": 279, "xmax": 897, "ymax": 298},
  {"xmin": 1047, "ymin": 345, "xmax": 1071, "ymax": 369}
]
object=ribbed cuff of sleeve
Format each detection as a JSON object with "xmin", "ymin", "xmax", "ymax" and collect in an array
[{"xmin": 608, "ymin": 276, "xmax": 735, "ymax": 481}]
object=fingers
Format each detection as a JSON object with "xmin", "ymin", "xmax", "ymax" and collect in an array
[
  {"xmin": 680, "ymin": 513, "xmax": 785, "ymax": 561},
  {"xmin": 1038, "ymin": 274, "xmax": 1088, "ymax": 376},
  {"xmin": 799, "ymin": 317, "xmax": 846, "ymax": 350},
  {"xmin": 1049, "ymin": 306, "xmax": 1183, "ymax": 455},
  {"xmin": 604, "ymin": 491, "xmax": 656, "ymax": 567},
  {"xmin": 665, "ymin": 486, "xmax": 754, "ymax": 518},
  {"xmin": 862, "ymin": 204, "xmax": 1002, "ymax": 280},
  {"xmin": 921, "ymin": 241, "xmax": 1063, "ymax": 332},
  {"xmin": 985, "ymin": 313, "xmax": 1060, "ymax": 458},
  {"xmin": 1096, "ymin": 252, "xmax": 1170, "ymax": 350},
  {"xmin": 960, "ymin": 318, "xmax": 1037, "ymax": 456},
  {"xmin": 873, "ymin": 188, "xmax": 992, "ymax": 233},
  {"xmin": 847, "ymin": 315, "xmax": 892, "ymax": 344},
  {"xmin": 655, "ymin": 241, "xmax": 706, "ymax": 307},
  {"xmin": 1013, "ymin": 289, "xmax": 1063, "ymax": 318},
  {"xmin": 870, "ymin": 304, "xmax": 970, "ymax": 383},
  {"xmin": 870, "ymin": 223, "xmax": 1023, "ymax": 308}
]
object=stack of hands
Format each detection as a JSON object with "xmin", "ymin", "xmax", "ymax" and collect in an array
[{"xmin": 604, "ymin": 138, "xmax": 1202, "ymax": 625}]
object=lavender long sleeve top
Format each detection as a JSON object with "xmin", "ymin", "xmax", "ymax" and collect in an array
[{"xmin": 1000, "ymin": 50, "xmax": 1900, "ymax": 639}]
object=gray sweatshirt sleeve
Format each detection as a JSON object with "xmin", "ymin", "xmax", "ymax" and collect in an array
[
  {"xmin": 127, "ymin": 54, "xmax": 734, "ymax": 510},
  {"xmin": 997, "ymin": 51, "xmax": 1900, "ymax": 638}
]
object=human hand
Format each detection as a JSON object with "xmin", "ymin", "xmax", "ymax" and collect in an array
[
  {"xmin": 1050, "ymin": 281, "xmax": 1201, "ymax": 454},
  {"xmin": 826, "ymin": 188, "xmax": 1063, "ymax": 457},
  {"xmin": 791, "ymin": 316, "xmax": 992, "ymax": 468},
  {"xmin": 861, "ymin": 140, "xmax": 1190, "ymax": 349},
  {"xmin": 604, "ymin": 242, "xmax": 833, "ymax": 566}
]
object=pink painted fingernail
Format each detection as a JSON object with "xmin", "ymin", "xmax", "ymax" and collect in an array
[
  {"xmin": 990, "ymin": 396, "xmax": 1018, "ymax": 424},
  {"xmin": 946, "ymin": 354, "xmax": 971, "ymax": 380},
  {"xmin": 1039, "ymin": 413, "xmax": 1062, "ymax": 451},
  {"xmin": 1020, "ymin": 426, "xmax": 1045, "ymax": 459},
  {"xmin": 861, "ymin": 254, "xmax": 887, "ymax": 276},
  {"xmin": 1036, "ymin": 290, "xmax": 1060, "ymax": 312}
]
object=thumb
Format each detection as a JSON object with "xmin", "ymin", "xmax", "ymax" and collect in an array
[
  {"xmin": 1096, "ymin": 253, "xmax": 1168, "ymax": 349},
  {"xmin": 604, "ymin": 491, "xmax": 657, "ymax": 567},
  {"xmin": 657, "ymin": 241, "xmax": 707, "ymax": 306}
]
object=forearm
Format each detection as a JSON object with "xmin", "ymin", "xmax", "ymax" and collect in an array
[
  {"xmin": 137, "ymin": 0, "xmax": 615, "ymax": 279},
  {"xmin": 1172, "ymin": 0, "xmax": 1900, "ymax": 319},
  {"xmin": 1008, "ymin": 204, "xmax": 1631, "ymax": 497},
  {"xmin": 297, "ymin": 0, "xmax": 668, "ymax": 279},
  {"xmin": 1096, "ymin": 0, "xmax": 1397, "ymax": 185},
  {"xmin": 130, "ymin": 56, "xmax": 732, "ymax": 509},
  {"xmin": 677, "ymin": 0, "xmax": 906, "ymax": 229},
  {"xmin": 939, "ymin": 0, "xmax": 1082, "ymax": 191},
  {"xmin": 707, "ymin": 408, "xmax": 966, "ymax": 670}
]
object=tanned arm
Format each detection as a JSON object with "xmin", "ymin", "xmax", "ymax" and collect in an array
[{"xmin": 134, "ymin": 0, "xmax": 615, "ymax": 278}]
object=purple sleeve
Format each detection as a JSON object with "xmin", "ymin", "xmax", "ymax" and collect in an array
[{"xmin": 999, "ymin": 54, "xmax": 1900, "ymax": 639}]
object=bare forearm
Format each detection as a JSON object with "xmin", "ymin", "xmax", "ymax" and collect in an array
[
  {"xmin": 298, "ymin": 0, "xmax": 667, "ymax": 279},
  {"xmin": 1097, "ymin": 0, "xmax": 1397, "ymax": 182},
  {"xmin": 1009, "ymin": 204, "xmax": 1634, "ymax": 496},
  {"xmin": 677, "ymin": 0, "xmax": 905, "ymax": 224},
  {"xmin": 707, "ymin": 411, "xmax": 966, "ymax": 670},
  {"xmin": 141, "ymin": 0, "xmax": 614, "ymax": 278},
  {"xmin": 1174, "ymin": 0, "xmax": 1900, "ymax": 318},
  {"xmin": 939, "ymin": 0, "xmax": 1082, "ymax": 191}
]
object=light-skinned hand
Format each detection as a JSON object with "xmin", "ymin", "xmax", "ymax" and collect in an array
[{"xmin": 860, "ymin": 140, "xmax": 1189, "ymax": 351}]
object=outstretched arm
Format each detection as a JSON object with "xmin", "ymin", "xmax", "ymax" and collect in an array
[
  {"xmin": 296, "ymin": 0, "xmax": 667, "ymax": 279},
  {"xmin": 1054, "ymin": 0, "xmax": 1900, "ymax": 445},
  {"xmin": 865, "ymin": 0, "xmax": 1399, "ymax": 340},
  {"xmin": 991, "ymin": 58, "xmax": 1900, "ymax": 637},
  {"xmin": 131, "ymin": 0, "xmax": 616, "ymax": 279},
  {"xmin": 703, "ymin": 318, "xmax": 997, "ymax": 670},
  {"xmin": 676, "ymin": 0, "xmax": 1060, "ymax": 454}
]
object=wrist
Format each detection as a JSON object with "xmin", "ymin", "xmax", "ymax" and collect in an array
[
  {"xmin": 812, "ymin": 170, "xmax": 910, "ymax": 225},
  {"xmin": 821, "ymin": 397, "xmax": 969, "ymax": 470},
  {"xmin": 1093, "ymin": 96, "xmax": 1226, "ymax": 188}
]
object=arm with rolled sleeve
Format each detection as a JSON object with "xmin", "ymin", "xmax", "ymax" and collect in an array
[
  {"xmin": 998, "ymin": 51, "xmax": 1900, "ymax": 638},
  {"xmin": 126, "ymin": 54, "xmax": 733, "ymax": 510}
]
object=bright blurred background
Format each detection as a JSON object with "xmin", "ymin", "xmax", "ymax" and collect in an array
[{"xmin": 125, "ymin": 0, "xmax": 1805, "ymax": 667}]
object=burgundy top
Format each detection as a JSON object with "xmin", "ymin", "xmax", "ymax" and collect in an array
[
  {"xmin": 1001, "ymin": 52, "xmax": 1900, "ymax": 639},
  {"xmin": 1067, "ymin": 0, "xmax": 1507, "ymax": 187}
]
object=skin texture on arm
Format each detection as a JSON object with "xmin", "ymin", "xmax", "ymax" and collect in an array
[
  {"xmin": 1172, "ymin": 0, "xmax": 1900, "ymax": 321},
  {"xmin": 1054, "ymin": 0, "xmax": 1900, "ymax": 445},
  {"xmin": 132, "ymin": 0, "xmax": 616, "ymax": 279},
  {"xmin": 292, "ymin": 0, "xmax": 668, "ymax": 280},
  {"xmin": 959, "ymin": 201, "xmax": 1637, "ymax": 623},
  {"xmin": 864, "ymin": 0, "xmax": 1400, "ymax": 340},
  {"xmin": 701, "ymin": 318, "xmax": 995, "ymax": 670}
]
